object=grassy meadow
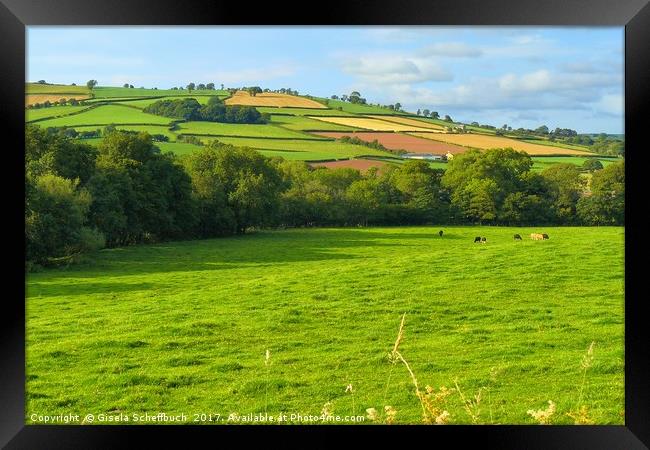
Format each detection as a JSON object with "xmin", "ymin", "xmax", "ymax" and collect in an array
[{"xmin": 26, "ymin": 226, "xmax": 624, "ymax": 425}]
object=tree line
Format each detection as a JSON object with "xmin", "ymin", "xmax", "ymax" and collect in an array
[
  {"xmin": 25, "ymin": 126, "xmax": 624, "ymax": 268},
  {"xmin": 142, "ymin": 97, "xmax": 269, "ymax": 124}
]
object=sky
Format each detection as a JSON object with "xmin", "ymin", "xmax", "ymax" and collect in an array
[{"xmin": 27, "ymin": 26, "xmax": 624, "ymax": 134}]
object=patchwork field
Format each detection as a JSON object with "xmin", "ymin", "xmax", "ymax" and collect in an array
[
  {"xmin": 225, "ymin": 91, "xmax": 327, "ymax": 109},
  {"xmin": 36, "ymin": 104, "xmax": 174, "ymax": 127},
  {"xmin": 25, "ymin": 226, "xmax": 624, "ymax": 424},
  {"xmin": 312, "ymin": 132, "xmax": 467, "ymax": 155},
  {"xmin": 25, "ymin": 85, "xmax": 612, "ymax": 169},
  {"xmin": 309, "ymin": 117, "xmax": 436, "ymax": 132},
  {"xmin": 367, "ymin": 115, "xmax": 446, "ymax": 131},
  {"xmin": 410, "ymin": 133, "xmax": 596, "ymax": 156}
]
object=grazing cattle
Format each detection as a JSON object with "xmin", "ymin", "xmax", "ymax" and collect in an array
[
  {"xmin": 530, "ymin": 233, "xmax": 544, "ymax": 240},
  {"xmin": 514, "ymin": 234, "xmax": 522, "ymax": 240},
  {"xmin": 542, "ymin": 233, "xmax": 549, "ymax": 240},
  {"xmin": 481, "ymin": 237, "xmax": 487, "ymax": 243},
  {"xmin": 439, "ymin": 230, "xmax": 444, "ymax": 237},
  {"xmin": 474, "ymin": 236, "xmax": 481, "ymax": 243}
]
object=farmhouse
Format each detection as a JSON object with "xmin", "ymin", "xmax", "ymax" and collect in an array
[{"xmin": 402, "ymin": 153, "xmax": 444, "ymax": 161}]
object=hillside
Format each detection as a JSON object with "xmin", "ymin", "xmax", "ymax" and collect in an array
[{"xmin": 26, "ymin": 84, "xmax": 619, "ymax": 172}]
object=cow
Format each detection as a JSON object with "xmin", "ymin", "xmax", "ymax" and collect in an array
[
  {"xmin": 530, "ymin": 233, "xmax": 544, "ymax": 240},
  {"xmin": 542, "ymin": 233, "xmax": 549, "ymax": 240},
  {"xmin": 513, "ymin": 234, "xmax": 522, "ymax": 240},
  {"xmin": 474, "ymin": 236, "xmax": 481, "ymax": 243},
  {"xmin": 481, "ymin": 237, "xmax": 487, "ymax": 243},
  {"xmin": 439, "ymin": 230, "xmax": 444, "ymax": 237}
]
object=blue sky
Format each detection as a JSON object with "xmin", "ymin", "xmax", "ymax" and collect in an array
[{"xmin": 27, "ymin": 26, "xmax": 624, "ymax": 133}]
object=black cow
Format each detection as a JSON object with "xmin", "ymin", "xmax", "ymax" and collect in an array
[
  {"xmin": 439, "ymin": 230, "xmax": 444, "ymax": 237},
  {"xmin": 514, "ymin": 234, "xmax": 522, "ymax": 240},
  {"xmin": 474, "ymin": 236, "xmax": 481, "ymax": 243},
  {"xmin": 481, "ymin": 237, "xmax": 487, "ymax": 243},
  {"xmin": 542, "ymin": 233, "xmax": 549, "ymax": 240}
]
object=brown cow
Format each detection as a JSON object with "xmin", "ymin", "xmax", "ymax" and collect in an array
[{"xmin": 530, "ymin": 233, "xmax": 544, "ymax": 240}]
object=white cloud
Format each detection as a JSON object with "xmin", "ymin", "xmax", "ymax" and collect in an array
[
  {"xmin": 594, "ymin": 94, "xmax": 623, "ymax": 116},
  {"xmin": 418, "ymin": 42, "xmax": 482, "ymax": 57},
  {"xmin": 340, "ymin": 53, "xmax": 452, "ymax": 85}
]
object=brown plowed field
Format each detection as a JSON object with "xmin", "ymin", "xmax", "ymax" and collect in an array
[
  {"xmin": 225, "ymin": 91, "xmax": 327, "ymax": 108},
  {"xmin": 312, "ymin": 132, "xmax": 466, "ymax": 155},
  {"xmin": 310, "ymin": 159, "xmax": 388, "ymax": 172}
]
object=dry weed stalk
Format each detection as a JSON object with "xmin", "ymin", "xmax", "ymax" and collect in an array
[
  {"xmin": 568, "ymin": 341, "xmax": 596, "ymax": 424},
  {"xmin": 527, "ymin": 400, "xmax": 556, "ymax": 424},
  {"xmin": 454, "ymin": 379, "xmax": 483, "ymax": 424},
  {"xmin": 387, "ymin": 313, "xmax": 452, "ymax": 424}
]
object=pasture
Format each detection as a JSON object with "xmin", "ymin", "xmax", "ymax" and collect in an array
[
  {"xmin": 25, "ymin": 226, "xmax": 624, "ymax": 424},
  {"xmin": 409, "ymin": 132, "xmax": 596, "ymax": 156},
  {"xmin": 176, "ymin": 121, "xmax": 323, "ymax": 140},
  {"xmin": 207, "ymin": 137, "xmax": 390, "ymax": 160},
  {"xmin": 91, "ymin": 86, "xmax": 230, "ymax": 98},
  {"xmin": 37, "ymin": 104, "xmax": 173, "ymax": 127},
  {"xmin": 26, "ymin": 105, "xmax": 92, "ymax": 122},
  {"xmin": 26, "ymin": 83, "xmax": 90, "ymax": 95},
  {"xmin": 225, "ymin": 91, "xmax": 327, "ymax": 109}
]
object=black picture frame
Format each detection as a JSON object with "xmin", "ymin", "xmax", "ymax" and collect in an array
[{"xmin": 2, "ymin": 0, "xmax": 648, "ymax": 448}]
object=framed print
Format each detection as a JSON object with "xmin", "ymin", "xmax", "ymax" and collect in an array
[{"xmin": 1, "ymin": 0, "xmax": 648, "ymax": 448}]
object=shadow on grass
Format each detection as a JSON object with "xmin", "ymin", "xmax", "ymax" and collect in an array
[{"xmin": 27, "ymin": 228, "xmax": 471, "ymax": 294}]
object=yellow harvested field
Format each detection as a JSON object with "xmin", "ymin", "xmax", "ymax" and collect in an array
[
  {"xmin": 224, "ymin": 91, "xmax": 327, "ymax": 109},
  {"xmin": 366, "ymin": 115, "xmax": 446, "ymax": 131},
  {"xmin": 26, "ymin": 94, "xmax": 90, "ymax": 106},
  {"xmin": 308, "ymin": 116, "xmax": 437, "ymax": 132},
  {"xmin": 409, "ymin": 132, "xmax": 595, "ymax": 156}
]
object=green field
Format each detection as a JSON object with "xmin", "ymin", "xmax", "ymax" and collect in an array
[
  {"xmin": 37, "ymin": 104, "xmax": 174, "ymax": 127},
  {"xmin": 106, "ymin": 95, "xmax": 229, "ymax": 109},
  {"xmin": 26, "ymin": 105, "xmax": 92, "ymax": 122},
  {"xmin": 531, "ymin": 156, "xmax": 618, "ymax": 171},
  {"xmin": 209, "ymin": 137, "xmax": 390, "ymax": 160},
  {"xmin": 73, "ymin": 124, "xmax": 176, "ymax": 139},
  {"xmin": 322, "ymin": 99, "xmax": 411, "ymax": 115},
  {"xmin": 91, "ymin": 86, "xmax": 230, "ymax": 98},
  {"xmin": 25, "ymin": 226, "xmax": 624, "ymax": 425},
  {"xmin": 26, "ymin": 83, "xmax": 90, "ymax": 95},
  {"xmin": 176, "ymin": 121, "xmax": 324, "ymax": 140}
]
